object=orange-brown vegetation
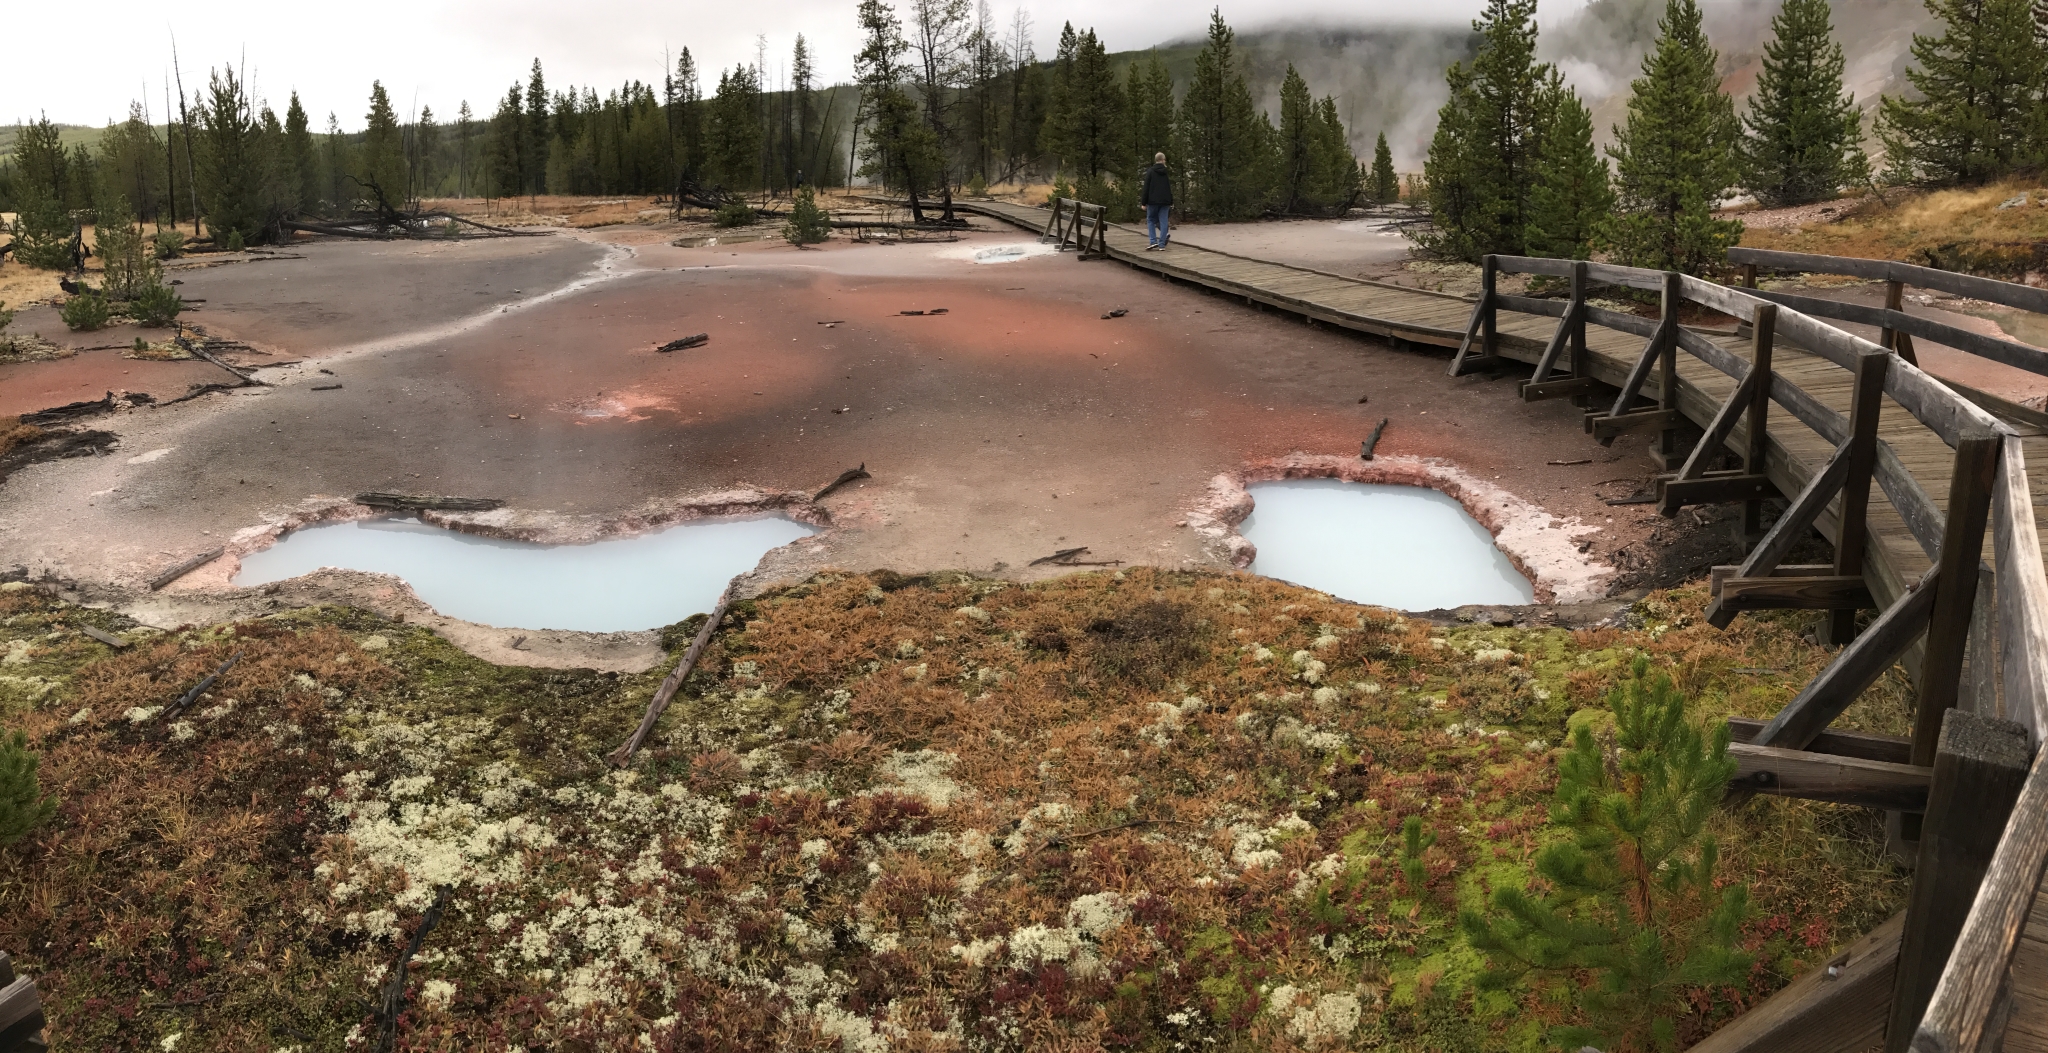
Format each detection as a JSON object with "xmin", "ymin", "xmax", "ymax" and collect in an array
[{"xmin": 0, "ymin": 570, "xmax": 1906, "ymax": 1050}]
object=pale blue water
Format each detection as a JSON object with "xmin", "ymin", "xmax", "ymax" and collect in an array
[
  {"xmin": 235, "ymin": 516, "xmax": 816, "ymax": 631},
  {"xmin": 1242, "ymin": 480, "xmax": 1534, "ymax": 610}
]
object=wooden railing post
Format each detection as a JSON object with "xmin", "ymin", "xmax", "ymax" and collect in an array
[
  {"xmin": 1044, "ymin": 198, "xmax": 1064, "ymax": 243},
  {"xmin": 1481, "ymin": 255, "xmax": 1499, "ymax": 365},
  {"xmin": 1885, "ymin": 279, "xmax": 1922, "ymax": 366},
  {"xmin": 1743, "ymin": 303, "xmax": 1778, "ymax": 540},
  {"xmin": 1657, "ymin": 270, "xmax": 1684, "ymax": 469},
  {"xmin": 1913, "ymin": 428, "xmax": 2004, "ymax": 764},
  {"xmin": 1885, "ymin": 709, "xmax": 2032, "ymax": 1053},
  {"xmin": 1742, "ymin": 262, "xmax": 1759, "ymax": 289},
  {"xmin": 1569, "ymin": 260, "xmax": 1590, "ymax": 396},
  {"xmin": 1962, "ymin": 564, "xmax": 2000, "ymax": 719},
  {"xmin": 1828, "ymin": 350, "xmax": 1891, "ymax": 646}
]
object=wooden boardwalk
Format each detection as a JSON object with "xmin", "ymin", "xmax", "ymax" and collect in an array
[
  {"xmin": 961, "ymin": 198, "xmax": 2048, "ymax": 619},
  {"xmin": 960, "ymin": 198, "xmax": 2048, "ymax": 1051}
]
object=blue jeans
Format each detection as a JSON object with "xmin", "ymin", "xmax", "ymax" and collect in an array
[{"xmin": 1146, "ymin": 204, "xmax": 1170, "ymax": 246}]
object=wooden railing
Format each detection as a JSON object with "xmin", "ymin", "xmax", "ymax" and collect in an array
[
  {"xmin": 1462, "ymin": 251, "xmax": 2048, "ymax": 1052},
  {"xmin": 1042, "ymin": 197, "xmax": 1109, "ymax": 260},
  {"xmin": 1729, "ymin": 246, "xmax": 2048, "ymax": 429}
]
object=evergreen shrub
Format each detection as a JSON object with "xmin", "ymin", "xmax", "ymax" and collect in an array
[
  {"xmin": 9, "ymin": 190, "xmax": 74, "ymax": 270},
  {"xmin": 154, "ymin": 229, "xmax": 187, "ymax": 259},
  {"xmin": 0, "ymin": 730, "xmax": 55, "ymax": 848},
  {"xmin": 1461, "ymin": 656, "xmax": 1750, "ymax": 1052},
  {"xmin": 132, "ymin": 281, "xmax": 183, "ymax": 327},
  {"xmin": 715, "ymin": 201, "xmax": 758, "ymax": 228},
  {"xmin": 782, "ymin": 186, "xmax": 832, "ymax": 246},
  {"xmin": 61, "ymin": 291, "xmax": 111, "ymax": 331}
]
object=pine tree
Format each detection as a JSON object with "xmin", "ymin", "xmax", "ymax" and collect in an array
[
  {"xmin": 1876, "ymin": 0, "xmax": 2042, "ymax": 186},
  {"xmin": 361, "ymin": 81, "xmax": 407, "ymax": 209},
  {"xmin": 0, "ymin": 730, "xmax": 55, "ymax": 849},
  {"xmin": 1601, "ymin": 0, "xmax": 1744, "ymax": 274},
  {"xmin": 524, "ymin": 59, "xmax": 551, "ymax": 196},
  {"xmin": 1462, "ymin": 658, "xmax": 1750, "ymax": 1053},
  {"xmin": 95, "ymin": 104, "xmax": 168, "ymax": 226},
  {"xmin": 1310, "ymin": 96, "xmax": 1360, "ymax": 210},
  {"xmin": 1420, "ymin": 0, "xmax": 1548, "ymax": 259},
  {"xmin": 1128, "ymin": 57, "xmax": 1175, "ymax": 172},
  {"xmin": 1038, "ymin": 23, "xmax": 1080, "ymax": 168},
  {"xmin": 283, "ymin": 92, "xmax": 316, "ymax": 212},
  {"xmin": 1740, "ymin": 0, "xmax": 1868, "ymax": 206},
  {"xmin": 856, "ymin": 0, "xmax": 945, "ymax": 220},
  {"xmin": 416, "ymin": 105, "xmax": 442, "ymax": 198},
  {"xmin": 1176, "ymin": 9, "xmax": 1275, "ymax": 220},
  {"xmin": 1526, "ymin": 74, "xmax": 1613, "ymax": 259},
  {"xmin": 11, "ymin": 115, "xmax": 68, "ymax": 203},
  {"xmin": 1369, "ymin": 131, "xmax": 1398, "ymax": 204},
  {"xmin": 195, "ymin": 65, "xmax": 274, "ymax": 244},
  {"xmin": 709, "ymin": 66, "xmax": 765, "ymax": 190},
  {"xmin": 1278, "ymin": 64, "xmax": 1316, "ymax": 212}
]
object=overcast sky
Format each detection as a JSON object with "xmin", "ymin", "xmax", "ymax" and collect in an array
[{"xmin": 4, "ymin": 0, "xmax": 1522, "ymax": 130}]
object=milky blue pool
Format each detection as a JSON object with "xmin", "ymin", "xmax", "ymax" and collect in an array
[
  {"xmin": 235, "ymin": 515, "xmax": 815, "ymax": 631},
  {"xmin": 1241, "ymin": 480, "xmax": 1534, "ymax": 610}
]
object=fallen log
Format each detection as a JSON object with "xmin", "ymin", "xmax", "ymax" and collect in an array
[
  {"xmin": 1031, "ymin": 547, "xmax": 1090, "ymax": 566},
  {"xmin": 1361, "ymin": 417, "xmax": 1390, "ymax": 460},
  {"xmin": 79, "ymin": 625, "xmax": 129, "ymax": 649},
  {"xmin": 355, "ymin": 492, "xmax": 505, "ymax": 512},
  {"xmin": 175, "ymin": 333, "xmax": 265, "ymax": 386},
  {"xmin": 21, "ymin": 393, "xmax": 116, "ymax": 426},
  {"xmin": 371, "ymin": 885, "xmax": 453, "ymax": 1053},
  {"xmin": 310, "ymin": 383, "xmax": 343, "ymax": 391},
  {"xmin": 162, "ymin": 382, "xmax": 244, "ymax": 405},
  {"xmin": 149, "ymin": 547, "xmax": 224, "ymax": 590},
  {"xmin": 1102, "ymin": 308, "xmax": 1128, "ymax": 319},
  {"xmin": 813, "ymin": 463, "xmax": 870, "ymax": 501},
  {"xmin": 609, "ymin": 584, "xmax": 737, "ymax": 768},
  {"xmin": 656, "ymin": 334, "xmax": 709, "ymax": 352},
  {"xmin": 164, "ymin": 651, "xmax": 241, "ymax": 724}
]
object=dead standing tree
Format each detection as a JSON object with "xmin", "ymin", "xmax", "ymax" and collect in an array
[{"xmin": 906, "ymin": 0, "xmax": 971, "ymax": 225}]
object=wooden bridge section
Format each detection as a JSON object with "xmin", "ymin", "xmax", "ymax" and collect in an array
[{"xmin": 959, "ymin": 198, "xmax": 2048, "ymax": 1053}]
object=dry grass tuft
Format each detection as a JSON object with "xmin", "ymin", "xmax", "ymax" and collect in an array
[
  {"xmin": 1742, "ymin": 182, "xmax": 2048, "ymax": 276},
  {"xmin": 0, "ymin": 573, "xmax": 1909, "ymax": 1050},
  {"xmin": 0, "ymin": 417, "xmax": 47, "ymax": 460}
]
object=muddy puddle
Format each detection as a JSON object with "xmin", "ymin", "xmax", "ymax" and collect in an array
[
  {"xmin": 234, "ymin": 515, "xmax": 816, "ymax": 631},
  {"xmin": 1241, "ymin": 479, "xmax": 1535, "ymax": 609}
]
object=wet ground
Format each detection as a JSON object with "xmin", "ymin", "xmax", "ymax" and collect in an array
[{"xmin": 2, "ymin": 214, "xmax": 1737, "ymax": 663}]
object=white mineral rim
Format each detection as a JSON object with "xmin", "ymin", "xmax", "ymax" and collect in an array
[{"xmin": 1185, "ymin": 453, "xmax": 1614, "ymax": 606}]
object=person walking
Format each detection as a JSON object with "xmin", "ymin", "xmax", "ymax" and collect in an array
[{"xmin": 1140, "ymin": 152, "xmax": 1172, "ymax": 250}]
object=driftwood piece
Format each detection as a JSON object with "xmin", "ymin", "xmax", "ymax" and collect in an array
[
  {"xmin": 1030, "ymin": 547, "xmax": 1090, "ymax": 566},
  {"xmin": 1029, "ymin": 546, "xmax": 1123, "ymax": 567},
  {"xmin": 609, "ymin": 586, "xmax": 736, "ymax": 768},
  {"xmin": 355, "ymin": 492, "xmax": 505, "ymax": 512},
  {"xmin": 79, "ymin": 626, "xmax": 128, "ymax": 649},
  {"xmin": 164, "ymin": 651, "xmax": 241, "ymax": 724},
  {"xmin": 149, "ymin": 547, "xmax": 224, "ymax": 590},
  {"xmin": 175, "ymin": 332, "xmax": 264, "ymax": 386},
  {"xmin": 310, "ymin": 383, "xmax": 342, "ymax": 391},
  {"xmin": 813, "ymin": 464, "xmax": 870, "ymax": 501},
  {"xmin": 21, "ymin": 393, "xmax": 117, "ymax": 426},
  {"xmin": 656, "ymin": 334, "xmax": 709, "ymax": 352},
  {"xmin": 1361, "ymin": 417, "xmax": 1390, "ymax": 460},
  {"xmin": 1102, "ymin": 308, "xmax": 1128, "ymax": 319},
  {"xmin": 371, "ymin": 885, "xmax": 453, "ymax": 1053}
]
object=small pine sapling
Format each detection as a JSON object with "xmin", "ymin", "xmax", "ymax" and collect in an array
[
  {"xmin": 715, "ymin": 201, "xmax": 758, "ymax": 228},
  {"xmin": 0, "ymin": 730, "xmax": 56, "ymax": 848},
  {"xmin": 154, "ymin": 229, "xmax": 188, "ymax": 259},
  {"xmin": 61, "ymin": 290, "xmax": 112, "ymax": 331},
  {"xmin": 1460, "ymin": 656, "xmax": 1749, "ymax": 1052},
  {"xmin": 1400, "ymin": 814, "xmax": 1438, "ymax": 894},
  {"xmin": 132, "ymin": 280, "xmax": 184, "ymax": 327},
  {"xmin": 782, "ymin": 185, "xmax": 833, "ymax": 246}
]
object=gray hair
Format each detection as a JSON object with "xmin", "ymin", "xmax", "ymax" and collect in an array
[{"xmin": 1154, "ymin": 152, "xmax": 1166, "ymax": 163}]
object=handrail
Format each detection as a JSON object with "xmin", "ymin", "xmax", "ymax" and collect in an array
[{"xmin": 1730, "ymin": 246, "xmax": 2048, "ymax": 316}]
